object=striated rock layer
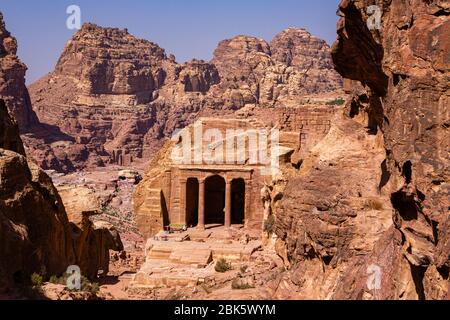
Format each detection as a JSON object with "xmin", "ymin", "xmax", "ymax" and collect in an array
[
  {"xmin": 29, "ymin": 23, "xmax": 342, "ymax": 173},
  {"xmin": 0, "ymin": 12, "xmax": 125, "ymax": 292},
  {"xmin": 1, "ymin": 99, "xmax": 74, "ymax": 291},
  {"xmin": 268, "ymin": 0, "xmax": 449, "ymax": 300},
  {"xmin": 0, "ymin": 13, "xmax": 38, "ymax": 130},
  {"xmin": 0, "ymin": 98, "xmax": 123, "ymax": 291}
]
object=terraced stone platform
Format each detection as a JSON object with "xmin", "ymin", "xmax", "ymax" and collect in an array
[{"xmin": 129, "ymin": 226, "xmax": 262, "ymax": 289}]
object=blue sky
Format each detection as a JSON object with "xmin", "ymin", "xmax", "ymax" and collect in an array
[{"xmin": 1, "ymin": 0, "xmax": 340, "ymax": 84}]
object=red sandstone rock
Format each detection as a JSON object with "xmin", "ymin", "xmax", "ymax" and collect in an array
[
  {"xmin": 0, "ymin": 20, "xmax": 125, "ymax": 293},
  {"xmin": 28, "ymin": 24, "xmax": 342, "ymax": 173},
  {"xmin": 271, "ymin": 28, "xmax": 343, "ymax": 94},
  {"xmin": 0, "ymin": 13, "xmax": 38, "ymax": 130},
  {"xmin": 266, "ymin": 0, "xmax": 449, "ymax": 300},
  {"xmin": 332, "ymin": 0, "xmax": 449, "ymax": 299},
  {"xmin": 0, "ymin": 100, "xmax": 75, "ymax": 291}
]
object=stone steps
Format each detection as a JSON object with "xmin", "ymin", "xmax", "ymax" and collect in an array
[
  {"xmin": 146, "ymin": 240, "xmax": 262, "ymax": 264},
  {"xmin": 148, "ymin": 247, "xmax": 172, "ymax": 260},
  {"xmin": 169, "ymin": 249, "xmax": 213, "ymax": 267}
]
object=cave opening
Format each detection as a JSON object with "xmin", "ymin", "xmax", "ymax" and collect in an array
[
  {"xmin": 391, "ymin": 191, "xmax": 418, "ymax": 221},
  {"xmin": 402, "ymin": 161, "xmax": 412, "ymax": 184}
]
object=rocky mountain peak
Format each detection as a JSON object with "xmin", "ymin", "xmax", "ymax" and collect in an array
[
  {"xmin": 28, "ymin": 22, "xmax": 343, "ymax": 173},
  {"xmin": 55, "ymin": 23, "xmax": 171, "ymax": 97},
  {"xmin": 0, "ymin": 13, "xmax": 38, "ymax": 130},
  {"xmin": 178, "ymin": 59, "xmax": 220, "ymax": 93},
  {"xmin": 0, "ymin": 13, "xmax": 17, "ymax": 56},
  {"xmin": 212, "ymin": 35, "xmax": 271, "ymax": 80},
  {"xmin": 271, "ymin": 27, "xmax": 336, "ymax": 70}
]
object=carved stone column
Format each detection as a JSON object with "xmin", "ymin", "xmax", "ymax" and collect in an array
[
  {"xmin": 198, "ymin": 179, "xmax": 205, "ymax": 230},
  {"xmin": 225, "ymin": 179, "xmax": 232, "ymax": 229},
  {"xmin": 179, "ymin": 179, "xmax": 187, "ymax": 225},
  {"xmin": 244, "ymin": 179, "xmax": 251, "ymax": 227}
]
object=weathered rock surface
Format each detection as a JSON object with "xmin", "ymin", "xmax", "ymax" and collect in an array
[
  {"xmin": 271, "ymin": 28, "xmax": 343, "ymax": 94},
  {"xmin": 0, "ymin": 13, "xmax": 81, "ymax": 172},
  {"xmin": 0, "ymin": 15, "xmax": 125, "ymax": 292},
  {"xmin": 267, "ymin": 0, "xmax": 449, "ymax": 300},
  {"xmin": 55, "ymin": 23, "xmax": 168, "ymax": 99},
  {"xmin": 0, "ymin": 13, "xmax": 38, "ymax": 130},
  {"xmin": 28, "ymin": 24, "xmax": 342, "ymax": 173},
  {"xmin": 0, "ymin": 99, "xmax": 74, "ymax": 291},
  {"xmin": 269, "ymin": 114, "xmax": 394, "ymax": 299},
  {"xmin": 178, "ymin": 59, "xmax": 220, "ymax": 93},
  {"xmin": 0, "ymin": 99, "xmax": 25, "ymax": 155},
  {"xmin": 333, "ymin": 0, "xmax": 449, "ymax": 300},
  {"xmin": 57, "ymin": 185, "xmax": 124, "ymax": 278},
  {"xmin": 0, "ymin": 101, "xmax": 124, "ymax": 291}
]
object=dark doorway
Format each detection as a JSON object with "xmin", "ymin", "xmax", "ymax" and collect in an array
[
  {"xmin": 231, "ymin": 178, "xmax": 245, "ymax": 224},
  {"xmin": 185, "ymin": 178, "xmax": 199, "ymax": 227},
  {"xmin": 205, "ymin": 175, "xmax": 225, "ymax": 224}
]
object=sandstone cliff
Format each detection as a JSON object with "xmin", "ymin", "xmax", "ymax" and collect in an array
[
  {"xmin": 1, "ymin": 98, "xmax": 124, "ymax": 291},
  {"xmin": 0, "ymin": 13, "xmax": 125, "ymax": 292},
  {"xmin": 271, "ymin": 28, "xmax": 343, "ymax": 94},
  {"xmin": 0, "ymin": 99, "xmax": 75, "ymax": 290},
  {"xmin": 0, "ymin": 13, "xmax": 38, "ymax": 130},
  {"xmin": 267, "ymin": 0, "xmax": 449, "ymax": 300},
  {"xmin": 28, "ymin": 24, "xmax": 342, "ymax": 173},
  {"xmin": 0, "ymin": 13, "xmax": 82, "ymax": 173}
]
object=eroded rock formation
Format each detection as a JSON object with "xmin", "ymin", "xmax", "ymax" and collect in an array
[
  {"xmin": 0, "ymin": 100, "xmax": 74, "ymax": 291},
  {"xmin": 271, "ymin": 28, "xmax": 343, "ymax": 94},
  {"xmin": 0, "ymin": 98, "xmax": 124, "ymax": 291},
  {"xmin": 58, "ymin": 185, "xmax": 124, "ymax": 279},
  {"xmin": 0, "ymin": 13, "xmax": 124, "ymax": 292},
  {"xmin": 28, "ymin": 23, "xmax": 342, "ymax": 173},
  {"xmin": 0, "ymin": 13, "xmax": 38, "ymax": 130},
  {"xmin": 267, "ymin": 0, "xmax": 449, "ymax": 300}
]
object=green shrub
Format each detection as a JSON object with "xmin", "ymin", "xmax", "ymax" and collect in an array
[
  {"xmin": 48, "ymin": 274, "xmax": 99, "ymax": 294},
  {"xmin": 365, "ymin": 198, "xmax": 384, "ymax": 211},
  {"xmin": 215, "ymin": 258, "xmax": 232, "ymax": 273},
  {"xmin": 49, "ymin": 275, "xmax": 59, "ymax": 284},
  {"xmin": 30, "ymin": 273, "xmax": 43, "ymax": 287},
  {"xmin": 87, "ymin": 282, "xmax": 100, "ymax": 295},
  {"xmin": 326, "ymin": 98, "xmax": 345, "ymax": 106},
  {"xmin": 231, "ymin": 278, "xmax": 255, "ymax": 290},
  {"xmin": 80, "ymin": 275, "xmax": 99, "ymax": 294}
]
